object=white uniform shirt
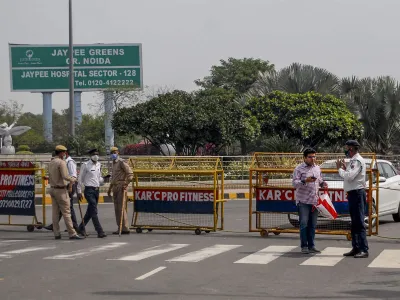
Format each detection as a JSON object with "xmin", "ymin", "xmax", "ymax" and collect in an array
[
  {"xmin": 338, "ymin": 153, "xmax": 366, "ymax": 192},
  {"xmin": 66, "ymin": 156, "xmax": 77, "ymax": 178},
  {"xmin": 77, "ymin": 160, "xmax": 104, "ymax": 194}
]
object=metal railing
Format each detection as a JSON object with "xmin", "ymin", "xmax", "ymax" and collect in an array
[{"xmin": 32, "ymin": 154, "xmax": 400, "ymax": 189}]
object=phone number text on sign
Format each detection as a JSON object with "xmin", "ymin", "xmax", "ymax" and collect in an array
[{"xmin": 134, "ymin": 189, "xmax": 215, "ymax": 201}]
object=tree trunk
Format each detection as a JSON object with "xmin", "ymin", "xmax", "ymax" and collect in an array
[{"xmin": 240, "ymin": 139, "xmax": 247, "ymax": 155}]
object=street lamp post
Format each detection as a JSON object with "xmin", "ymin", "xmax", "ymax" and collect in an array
[{"xmin": 69, "ymin": 0, "xmax": 75, "ymax": 137}]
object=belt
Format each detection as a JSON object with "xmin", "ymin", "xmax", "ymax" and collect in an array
[
  {"xmin": 86, "ymin": 186, "xmax": 99, "ymax": 190},
  {"xmin": 51, "ymin": 186, "xmax": 66, "ymax": 189},
  {"xmin": 347, "ymin": 188, "xmax": 365, "ymax": 193}
]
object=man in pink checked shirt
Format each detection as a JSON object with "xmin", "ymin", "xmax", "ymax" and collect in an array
[{"xmin": 292, "ymin": 148, "xmax": 328, "ymax": 254}]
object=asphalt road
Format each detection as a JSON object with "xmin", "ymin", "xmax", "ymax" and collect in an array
[{"xmin": 1, "ymin": 201, "xmax": 400, "ymax": 300}]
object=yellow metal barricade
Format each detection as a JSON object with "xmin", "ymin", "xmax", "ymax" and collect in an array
[
  {"xmin": 249, "ymin": 153, "xmax": 379, "ymax": 240},
  {"xmin": 0, "ymin": 161, "xmax": 47, "ymax": 232},
  {"xmin": 128, "ymin": 156, "xmax": 225, "ymax": 235}
]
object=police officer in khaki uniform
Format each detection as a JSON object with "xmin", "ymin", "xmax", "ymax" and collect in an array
[
  {"xmin": 48, "ymin": 145, "xmax": 83, "ymax": 240},
  {"xmin": 107, "ymin": 147, "xmax": 133, "ymax": 234}
]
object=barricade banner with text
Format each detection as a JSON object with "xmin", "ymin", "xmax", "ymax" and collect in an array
[
  {"xmin": 0, "ymin": 161, "xmax": 36, "ymax": 216},
  {"xmin": 134, "ymin": 188, "xmax": 216, "ymax": 214},
  {"xmin": 255, "ymin": 187, "xmax": 369, "ymax": 215}
]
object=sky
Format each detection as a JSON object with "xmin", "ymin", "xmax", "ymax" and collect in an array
[{"xmin": 1, "ymin": 0, "xmax": 400, "ymax": 116}]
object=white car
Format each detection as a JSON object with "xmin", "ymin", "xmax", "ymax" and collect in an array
[{"xmin": 288, "ymin": 158, "xmax": 400, "ymax": 228}]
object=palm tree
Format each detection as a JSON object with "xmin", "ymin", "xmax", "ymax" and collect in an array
[
  {"xmin": 342, "ymin": 76, "xmax": 400, "ymax": 154},
  {"xmin": 248, "ymin": 62, "xmax": 341, "ymax": 97}
]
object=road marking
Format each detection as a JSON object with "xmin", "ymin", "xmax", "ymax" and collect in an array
[
  {"xmin": 300, "ymin": 247, "xmax": 351, "ymax": 266},
  {"xmin": 167, "ymin": 244, "xmax": 242, "ymax": 262},
  {"xmin": 43, "ymin": 242, "xmax": 127, "ymax": 260},
  {"xmin": 135, "ymin": 267, "xmax": 166, "ymax": 280},
  {"xmin": 0, "ymin": 240, "xmax": 29, "ymax": 247},
  {"xmin": 368, "ymin": 250, "xmax": 400, "ymax": 268},
  {"xmin": 3, "ymin": 246, "xmax": 56, "ymax": 254},
  {"xmin": 109, "ymin": 244, "xmax": 189, "ymax": 261},
  {"xmin": 234, "ymin": 245, "xmax": 297, "ymax": 265}
]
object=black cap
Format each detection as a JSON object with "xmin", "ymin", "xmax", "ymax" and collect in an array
[
  {"xmin": 87, "ymin": 148, "xmax": 98, "ymax": 154},
  {"xmin": 345, "ymin": 140, "xmax": 360, "ymax": 147}
]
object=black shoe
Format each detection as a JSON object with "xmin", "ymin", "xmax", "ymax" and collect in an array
[
  {"xmin": 354, "ymin": 251, "xmax": 369, "ymax": 258},
  {"xmin": 54, "ymin": 235, "xmax": 61, "ymax": 240},
  {"xmin": 113, "ymin": 230, "xmax": 130, "ymax": 235},
  {"xmin": 308, "ymin": 247, "xmax": 321, "ymax": 253},
  {"xmin": 69, "ymin": 235, "xmax": 84, "ymax": 240},
  {"xmin": 98, "ymin": 232, "xmax": 107, "ymax": 238},
  {"xmin": 44, "ymin": 225, "xmax": 53, "ymax": 231},
  {"xmin": 78, "ymin": 226, "xmax": 88, "ymax": 237},
  {"xmin": 343, "ymin": 249, "xmax": 359, "ymax": 257}
]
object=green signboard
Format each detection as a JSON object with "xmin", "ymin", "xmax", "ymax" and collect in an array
[{"xmin": 9, "ymin": 43, "xmax": 142, "ymax": 92}]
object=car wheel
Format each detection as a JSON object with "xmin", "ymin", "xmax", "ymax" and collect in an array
[
  {"xmin": 287, "ymin": 214, "xmax": 299, "ymax": 228},
  {"xmin": 392, "ymin": 202, "xmax": 400, "ymax": 222},
  {"xmin": 364, "ymin": 200, "xmax": 377, "ymax": 228}
]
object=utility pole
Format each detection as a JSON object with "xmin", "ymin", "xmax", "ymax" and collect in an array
[{"xmin": 69, "ymin": 0, "xmax": 75, "ymax": 136}]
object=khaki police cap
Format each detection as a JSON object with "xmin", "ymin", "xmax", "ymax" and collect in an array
[
  {"xmin": 110, "ymin": 146, "xmax": 119, "ymax": 152},
  {"xmin": 55, "ymin": 145, "xmax": 67, "ymax": 151}
]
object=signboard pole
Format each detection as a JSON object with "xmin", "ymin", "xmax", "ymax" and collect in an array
[
  {"xmin": 69, "ymin": 0, "xmax": 75, "ymax": 137},
  {"xmin": 42, "ymin": 92, "xmax": 53, "ymax": 142},
  {"xmin": 74, "ymin": 91, "xmax": 82, "ymax": 125},
  {"xmin": 104, "ymin": 92, "xmax": 114, "ymax": 155}
]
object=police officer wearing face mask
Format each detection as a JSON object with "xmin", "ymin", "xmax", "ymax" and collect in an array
[
  {"xmin": 77, "ymin": 148, "xmax": 106, "ymax": 238},
  {"xmin": 336, "ymin": 140, "xmax": 369, "ymax": 258},
  {"xmin": 107, "ymin": 146, "xmax": 133, "ymax": 234}
]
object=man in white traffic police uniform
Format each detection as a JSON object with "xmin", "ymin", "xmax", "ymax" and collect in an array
[
  {"xmin": 77, "ymin": 148, "xmax": 107, "ymax": 238},
  {"xmin": 336, "ymin": 140, "xmax": 369, "ymax": 258}
]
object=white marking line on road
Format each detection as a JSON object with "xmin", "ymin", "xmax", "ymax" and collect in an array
[
  {"xmin": 135, "ymin": 267, "xmax": 166, "ymax": 280},
  {"xmin": 0, "ymin": 240, "xmax": 29, "ymax": 247},
  {"xmin": 43, "ymin": 242, "xmax": 127, "ymax": 260},
  {"xmin": 234, "ymin": 245, "xmax": 297, "ymax": 265},
  {"xmin": 0, "ymin": 240, "xmax": 29, "ymax": 243},
  {"xmin": 109, "ymin": 244, "xmax": 189, "ymax": 261},
  {"xmin": 300, "ymin": 247, "xmax": 351, "ymax": 266},
  {"xmin": 167, "ymin": 244, "xmax": 242, "ymax": 262},
  {"xmin": 0, "ymin": 254, "xmax": 12, "ymax": 258},
  {"xmin": 3, "ymin": 246, "xmax": 56, "ymax": 254},
  {"xmin": 368, "ymin": 250, "xmax": 400, "ymax": 268}
]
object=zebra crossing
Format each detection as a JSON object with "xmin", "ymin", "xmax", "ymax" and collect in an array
[{"xmin": 0, "ymin": 239, "xmax": 399, "ymax": 269}]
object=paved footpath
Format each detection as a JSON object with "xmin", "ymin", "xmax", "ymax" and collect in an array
[{"xmin": 1, "ymin": 201, "xmax": 400, "ymax": 300}]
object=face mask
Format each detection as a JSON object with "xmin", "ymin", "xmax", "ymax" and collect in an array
[
  {"xmin": 344, "ymin": 150, "xmax": 350, "ymax": 157},
  {"xmin": 110, "ymin": 153, "xmax": 118, "ymax": 160},
  {"xmin": 91, "ymin": 155, "xmax": 99, "ymax": 162}
]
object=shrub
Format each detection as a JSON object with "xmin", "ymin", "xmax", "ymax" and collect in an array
[{"xmin": 17, "ymin": 145, "xmax": 31, "ymax": 152}]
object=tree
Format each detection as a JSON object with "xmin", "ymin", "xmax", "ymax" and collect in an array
[
  {"xmin": 112, "ymin": 90, "xmax": 191, "ymax": 155},
  {"xmin": 0, "ymin": 99, "xmax": 23, "ymax": 123},
  {"xmin": 342, "ymin": 76, "xmax": 400, "ymax": 154},
  {"xmin": 195, "ymin": 57, "xmax": 275, "ymax": 97},
  {"xmin": 112, "ymin": 89, "xmax": 260, "ymax": 155},
  {"xmin": 195, "ymin": 58, "xmax": 273, "ymax": 154},
  {"xmin": 246, "ymin": 91, "xmax": 363, "ymax": 150},
  {"xmin": 249, "ymin": 62, "xmax": 341, "ymax": 97},
  {"xmin": 91, "ymin": 85, "xmax": 175, "ymax": 115}
]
